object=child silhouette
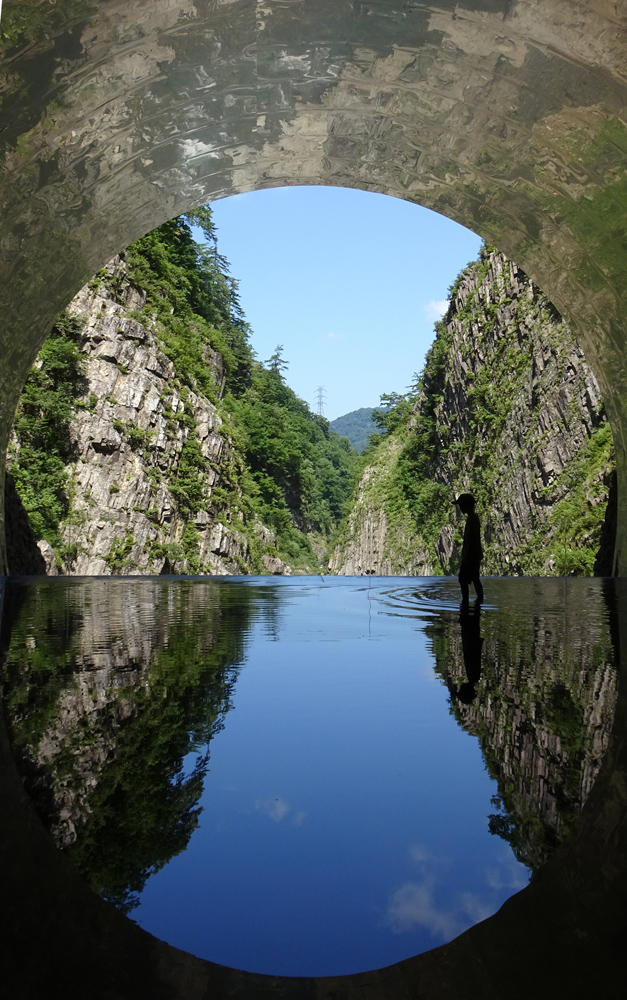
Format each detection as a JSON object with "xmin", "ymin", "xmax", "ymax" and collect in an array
[{"xmin": 453, "ymin": 493, "xmax": 484, "ymax": 605}]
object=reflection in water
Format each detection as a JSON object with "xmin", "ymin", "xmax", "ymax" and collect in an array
[
  {"xmin": 0, "ymin": 576, "xmax": 618, "ymax": 975},
  {"xmin": 0, "ymin": 579, "xmax": 273, "ymax": 911},
  {"xmin": 423, "ymin": 579, "xmax": 617, "ymax": 872},
  {"xmin": 448, "ymin": 604, "xmax": 483, "ymax": 704}
]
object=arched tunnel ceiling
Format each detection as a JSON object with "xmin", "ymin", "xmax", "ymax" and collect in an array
[
  {"xmin": 2, "ymin": 0, "xmax": 627, "ymax": 574},
  {"xmin": 4, "ymin": 6, "xmax": 627, "ymax": 997}
]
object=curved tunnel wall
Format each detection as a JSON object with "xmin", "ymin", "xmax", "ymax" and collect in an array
[{"xmin": 2, "ymin": 0, "xmax": 627, "ymax": 571}]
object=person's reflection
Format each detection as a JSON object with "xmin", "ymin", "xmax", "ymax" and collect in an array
[{"xmin": 450, "ymin": 604, "xmax": 483, "ymax": 704}]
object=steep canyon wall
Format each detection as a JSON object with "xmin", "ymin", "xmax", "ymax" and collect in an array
[
  {"xmin": 6, "ymin": 258, "xmax": 291, "ymax": 577},
  {"xmin": 330, "ymin": 250, "xmax": 615, "ymax": 577}
]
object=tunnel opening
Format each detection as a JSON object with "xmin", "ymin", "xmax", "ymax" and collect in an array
[
  {"xmin": 3, "ymin": 187, "xmax": 617, "ymax": 581},
  {"xmin": 2, "ymin": 0, "xmax": 627, "ymax": 574},
  {"xmin": 3, "ymin": 2, "xmax": 627, "ymax": 996}
]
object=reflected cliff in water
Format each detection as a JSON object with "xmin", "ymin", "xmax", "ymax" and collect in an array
[
  {"xmin": 423, "ymin": 579, "xmax": 618, "ymax": 872},
  {"xmin": 0, "ymin": 576, "xmax": 619, "ymax": 976},
  {"xmin": 0, "ymin": 578, "xmax": 275, "ymax": 911}
]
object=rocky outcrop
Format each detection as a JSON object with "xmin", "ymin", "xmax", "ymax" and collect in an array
[
  {"xmin": 327, "ymin": 438, "xmax": 435, "ymax": 575},
  {"xmin": 330, "ymin": 250, "xmax": 614, "ymax": 577},
  {"xmin": 7, "ymin": 258, "xmax": 291, "ymax": 576},
  {"xmin": 431, "ymin": 252, "xmax": 611, "ymax": 575}
]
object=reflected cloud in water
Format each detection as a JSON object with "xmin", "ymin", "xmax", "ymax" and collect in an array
[
  {"xmin": 0, "ymin": 576, "xmax": 618, "ymax": 976},
  {"xmin": 385, "ymin": 839, "xmax": 527, "ymax": 943},
  {"xmin": 386, "ymin": 880, "xmax": 462, "ymax": 939},
  {"xmin": 255, "ymin": 797, "xmax": 307, "ymax": 826}
]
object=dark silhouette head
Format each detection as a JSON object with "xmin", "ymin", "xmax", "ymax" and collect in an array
[
  {"xmin": 453, "ymin": 492, "xmax": 476, "ymax": 514},
  {"xmin": 456, "ymin": 681, "xmax": 477, "ymax": 704}
]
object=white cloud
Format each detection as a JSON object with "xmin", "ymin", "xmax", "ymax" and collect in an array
[
  {"xmin": 255, "ymin": 797, "xmax": 291, "ymax": 822},
  {"xmin": 386, "ymin": 881, "xmax": 461, "ymax": 940},
  {"xmin": 423, "ymin": 299, "xmax": 448, "ymax": 321},
  {"xmin": 409, "ymin": 844, "xmax": 430, "ymax": 864},
  {"xmin": 386, "ymin": 880, "xmax": 503, "ymax": 942},
  {"xmin": 385, "ymin": 844, "xmax": 513, "ymax": 942},
  {"xmin": 255, "ymin": 797, "xmax": 307, "ymax": 826},
  {"xmin": 326, "ymin": 331, "xmax": 344, "ymax": 340},
  {"xmin": 384, "ymin": 840, "xmax": 525, "ymax": 944},
  {"xmin": 486, "ymin": 861, "xmax": 529, "ymax": 892},
  {"xmin": 459, "ymin": 892, "xmax": 497, "ymax": 925}
]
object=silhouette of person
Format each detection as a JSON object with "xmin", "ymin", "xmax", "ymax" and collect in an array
[{"xmin": 453, "ymin": 492, "xmax": 484, "ymax": 605}]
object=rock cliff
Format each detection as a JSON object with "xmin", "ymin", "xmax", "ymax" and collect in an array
[
  {"xmin": 327, "ymin": 437, "xmax": 436, "ymax": 575},
  {"xmin": 330, "ymin": 249, "xmax": 615, "ymax": 577},
  {"xmin": 6, "ymin": 257, "xmax": 291, "ymax": 577}
]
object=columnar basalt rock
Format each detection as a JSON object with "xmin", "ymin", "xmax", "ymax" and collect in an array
[
  {"xmin": 432, "ymin": 251, "xmax": 614, "ymax": 575},
  {"xmin": 429, "ymin": 580, "xmax": 618, "ymax": 871},
  {"xmin": 330, "ymin": 250, "xmax": 614, "ymax": 577}
]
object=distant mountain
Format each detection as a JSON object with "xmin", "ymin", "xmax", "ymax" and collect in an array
[{"xmin": 329, "ymin": 407, "xmax": 379, "ymax": 453}]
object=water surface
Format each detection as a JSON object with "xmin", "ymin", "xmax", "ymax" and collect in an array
[{"xmin": 0, "ymin": 576, "xmax": 616, "ymax": 976}]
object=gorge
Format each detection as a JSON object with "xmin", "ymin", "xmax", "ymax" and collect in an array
[
  {"xmin": 6, "ymin": 221, "xmax": 614, "ymax": 582},
  {"xmin": 3, "ymin": 3, "xmax": 627, "ymax": 996}
]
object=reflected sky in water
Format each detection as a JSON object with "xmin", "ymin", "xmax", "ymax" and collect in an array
[{"xmin": 0, "ymin": 576, "xmax": 617, "ymax": 977}]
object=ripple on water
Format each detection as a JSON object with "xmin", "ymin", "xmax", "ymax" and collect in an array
[{"xmin": 0, "ymin": 575, "xmax": 618, "ymax": 976}]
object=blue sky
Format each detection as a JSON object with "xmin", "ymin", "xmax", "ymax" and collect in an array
[{"xmin": 206, "ymin": 186, "xmax": 481, "ymax": 421}]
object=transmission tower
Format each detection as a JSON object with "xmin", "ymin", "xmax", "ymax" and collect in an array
[{"xmin": 315, "ymin": 385, "xmax": 327, "ymax": 416}]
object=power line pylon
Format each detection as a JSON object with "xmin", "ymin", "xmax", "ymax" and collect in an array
[{"xmin": 315, "ymin": 385, "xmax": 327, "ymax": 417}]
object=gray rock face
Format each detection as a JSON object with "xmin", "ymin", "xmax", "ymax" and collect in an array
[
  {"xmin": 327, "ymin": 439, "xmax": 436, "ymax": 576},
  {"xmin": 330, "ymin": 251, "xmax": 614, "ymax": 577},
  {"xmin": 8, "ymin": 258, "xmax": 291, "ymax": 576},
  {"xmin": 432, "ymin": 253, "xmax": 612, "ymax": 575}
]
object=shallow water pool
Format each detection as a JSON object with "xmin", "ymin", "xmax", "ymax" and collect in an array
[{"xmin": 0, "ymin": 575, "xmax": 616, "ymax": 976}]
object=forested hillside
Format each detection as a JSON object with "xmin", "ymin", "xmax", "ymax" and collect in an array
[
  {"xmin": 329, "ymin": 407, "xmax": 378, "ymax": 453},
  {"xmin": 329, "ymin": 248, "xmax": 615, "ymax": 577},
  {"xmin": 6, "ymin": 209, "xmax": 359, "ymax": 575}
]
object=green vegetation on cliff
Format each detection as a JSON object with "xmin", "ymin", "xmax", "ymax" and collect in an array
[
  {"xmin": 123, "ymin": 207, "xmax": 253, "ymax": 401},
  {"xmin": 121, "ymin": 211, "xmax": 359, "ymax": 569},
  {"xmin": 7, "ymin": 313, "xmax": 88, "ymax": 564},
  {"xmin": 333, "ymin": 247, "xmax": 614, "ymax": 577},
  {"xmin": 0, "ymin": 580, "xmax": 254, "ymax": 911},
  {"xmin": 226, "ymin": 352, "xmax": 357, "ymax": 541},
  {"xmin": 8, "ymin": 207, "xmax": 360, "ymax": 573}
]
